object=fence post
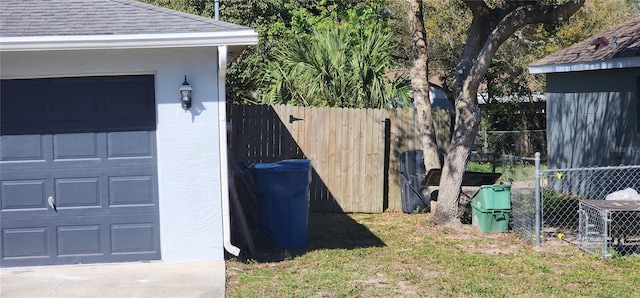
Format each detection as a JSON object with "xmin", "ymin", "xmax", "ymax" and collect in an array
[
  {"xmin": 483, "ymin": 130, "xmax": 488, "ymax": 152},
  {"xmin": 534, "ymin": 152, "xmax": 541, "ymax": 248},
  {"xmin": 602, "ymin": 213, "xmax": 611, "ymax": 259}
]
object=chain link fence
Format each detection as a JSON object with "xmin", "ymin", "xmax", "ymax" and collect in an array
[
  {"xmin": 578, "ymin": 200, "xmax": 640, "ymax": 258},
  {"xmin": 541, "ymin": 165, "xmax": 640, "ymax": 258},
  {"xmin": 475, "ymin": 130, "xmax": 546, "ymax": 157},
  {"xmin": 495, "ymin": 154, "xmax": 540, "ymax": 246},
  {"xmin": 469, "ymin": 151, "xmax": 640, "ymax": 258}
]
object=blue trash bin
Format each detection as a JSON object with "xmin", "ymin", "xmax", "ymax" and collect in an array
[{"xmin": 251, "ymin": 159, "xmax": 311, "ymax": 249}]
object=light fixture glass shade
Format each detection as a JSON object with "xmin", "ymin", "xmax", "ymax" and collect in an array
[{"xmin": 179, "ymin": 83, "xmax": 193, "ymax": 95}]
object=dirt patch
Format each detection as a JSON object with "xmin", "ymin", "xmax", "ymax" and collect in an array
[
  {"xmin": 435, "ymin": 224, "xmax": 523, "ymax": 254},
  {"xmin": 454, "ymin": 242, "xmax": 521, "ymax": 255},
  {"xmin": 532, "ymin": 236, "xmax": 582, "ymax": 256},
  {"xmin": 410, "ymin": 218, "xmax": 580, "ymax": 256}
]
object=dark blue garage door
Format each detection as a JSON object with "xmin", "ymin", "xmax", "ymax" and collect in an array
[{"xmin": 0, "ymin": 75, "xmax": 160, "ymax": 267}]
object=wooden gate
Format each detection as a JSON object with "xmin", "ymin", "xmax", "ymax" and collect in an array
[{"xmin": 228, "ymin": 104, "xmax": 386, "ymax": 213}]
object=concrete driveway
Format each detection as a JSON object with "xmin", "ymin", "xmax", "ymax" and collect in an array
[{"xmin": 0, "ymin": 261, "xmax": 226, "ymax": 298}]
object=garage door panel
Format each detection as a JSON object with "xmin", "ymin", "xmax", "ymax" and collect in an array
[
  {"xmin": 2, "ymin": 227, "xmax": 49, "ymax": 259},
  {"xmin": 1, "ymin": 134, "xmax": 46, "ymax": 162},
  {"xmin": 105, "ymin": 166, "xmax": 159, "ymax": 213},
  {"xmin": 56, "ymin": 225, "xmax": 103, "ymax": 256},
  {"xmin": 45, "ymin": 120, "xmax": 154, "ymax": 135},
  {"xmin": 99, "ymin": 213, "xmax": 160, "ymax": 260},
  {"xmin": 1, "ymin": 131, "xmax": 156, "ymax": 172},
  {"xmin": 0, "ymin": 176, "xmax": 50, "ymax": 220},
  {"xmin": 50, "ymin": 78, "xmax": 100, "ymax": 114},
  {"xmin": 53, "ymin": 174, "xmax": 157, "ymax": 211},
  {"xmin": 107, "ymin": 131, "xmax": 154, "ymax": 158},
  {"xmin": 45, "ymin": 167, "xmax": 158, "ymax": 216},
  {"xmin": 109, "ymin": 176, "xmax": 155, "ymax": 206},
  {"xmin": 0, "ymin": 80, "xmax": 46, "ymax": 120},
  {"xmin": 104, "ymin": 77, "xmax": 154, "ymax": 110},
  {"xmin": 111, "ymin": 223, "xmax": 158, "ymax": 254},
  {"xmin": 1, "ymin": 75, "xmax": 159, "ymax": 267},
  {"xmin": 1, "ymin": 180, "xmax": 47, "ymax": 210},
  {"xmin": 2, "ymin": 214, "xmax": 160, "ymax": 266},
  {"xmin": 53, "ymin": 133, "xmax": 100, "ymax": 160},
  {"xmin": 55, "ymin": 178, "xmax": 101, "ymax": 208},
  {"xmin": 0, "ymin": 76, "xmax": 155, "ymax": 136}
]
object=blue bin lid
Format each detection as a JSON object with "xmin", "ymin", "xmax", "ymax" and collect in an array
[
  {"xmin": 251, "ymin": 159, "xmax": 311, "ymax": 171},
  {"xmin": 276, "ymin": 159, "xmax": 311, "ymax": 169}
]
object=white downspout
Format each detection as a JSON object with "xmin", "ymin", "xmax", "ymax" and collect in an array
[
  {"xmin": 218, "ymin": 45, "xmax": 240, "ymax": 256},
  {"xmin": 214, "ymin": 0, "xmax": 220, "ymax": 21}
]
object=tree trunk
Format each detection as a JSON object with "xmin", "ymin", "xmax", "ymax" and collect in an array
[
  {"xmin": 432, "ymin": 92, "xmax": 482, "ymax": 226},
  {"xmin": 408, "ymin": 0, "xmax": 440, "ymax": 172},
  {"xmin": 431, "ymin": 0, "xmax": 585, "ymax": 226}
]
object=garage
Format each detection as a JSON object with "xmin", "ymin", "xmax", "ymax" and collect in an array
[{"xmin": 0, "ymin": 75, "xmax": 160, "ymax": 267}]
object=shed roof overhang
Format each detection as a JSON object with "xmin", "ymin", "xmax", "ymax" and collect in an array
[{"xmin": 528, "ymin": 56, "xmax": 640, "ymax": 74}]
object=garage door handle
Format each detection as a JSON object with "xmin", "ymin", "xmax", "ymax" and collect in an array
[{"xmin": 48, "ymin": 196, "xmax": 57, "ymax": 212}]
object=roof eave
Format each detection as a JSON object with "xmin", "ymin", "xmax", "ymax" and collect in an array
[
  {"xmin": 528, "ymin": 56, "xmax": 640, "ymax": 74},
  {"xmin": 0, "ymin": 31, "xmax": 258, "ymax": 52}
]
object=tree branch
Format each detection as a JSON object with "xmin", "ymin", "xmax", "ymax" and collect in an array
[
  {"xmin": 462, "ymin": 0, "xmax": 489, "ymax": 15},
  {"xmin": 454, "ymin": 0, "xmax": 521, "ymax": 95},
  {"xmin": 463, "ymin": 0, "xmax": 585, "ymax": 98}
]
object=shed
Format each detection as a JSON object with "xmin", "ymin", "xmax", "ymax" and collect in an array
[
  {"xmin": 0, "ymin": 0, "xmax": 258, "ymax": 267},
  {"xmin": 529, "ymin": 16, "xmax": 640, "ymax": 168}
]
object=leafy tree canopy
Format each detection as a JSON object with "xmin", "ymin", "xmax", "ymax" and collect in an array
[
  {"xmin": 421, "ymin": 0, "xmax": 639, "ymax": 102},
  {"xmin": 410, "ymin": 0, "xmax": 639, "ymax": 134},
  {"xmin": 141, "ymin": 0, "xmax": 639, "ymax": 109},
  {"xmin": 147, "ymin": 0, "xmax": 398, "ymax": 105}
]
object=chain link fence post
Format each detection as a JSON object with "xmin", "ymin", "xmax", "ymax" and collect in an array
[{"xmin": 534, "ymin": 152, "xmax": 541, "ymax": 248}]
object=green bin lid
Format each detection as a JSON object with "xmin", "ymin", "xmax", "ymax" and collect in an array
[{"xmin": 471, "ymin": 184, "xmax": 511, "ymax": 211}]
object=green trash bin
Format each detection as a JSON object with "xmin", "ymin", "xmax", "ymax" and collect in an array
[{"xmin": 471, "ymin": 184, "xmax": 511, "ymax": 233}]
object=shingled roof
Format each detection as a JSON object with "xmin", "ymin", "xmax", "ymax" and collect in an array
[
  {"xmin": 529, "ymin": 16, "xmax": 640, "ymax": 74},
  {"xmin": 0, "ymin": 0, "xmax": 257, "ymax": 52},
  {"xmin": 0, "ymin": 0, "xmax": 249, "ymax": 37}
]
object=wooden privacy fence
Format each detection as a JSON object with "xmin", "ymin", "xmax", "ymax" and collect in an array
[{"xmin": 227, "ymin": 104, "xmax": 451, "ymax": 213}]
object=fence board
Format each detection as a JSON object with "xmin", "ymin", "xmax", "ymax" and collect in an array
[
  {"xmin": 374, "ymin": 109, "xmax": 385, "ymax": 213},
  {"xmin": 339, "ymin": 108, "xmax": 350, "ymax": 207},
  {"xmin": 386, "ymin": 109, "xmax": 399, "ymax": 211},
  {"xmin": 320, "ymin": 107, "xmax": 330, "ymax": 203},
  {"xmin": 332, "ymin": 108, "xmax": 343, "ymax": 205},
  {"xmin": 364, "ymin": 110, "xmax": 375, "ymax": 212},
  {"xmin": 310, "ymin": 107, "xmax": 323, "ymax": 208},
  {"xmin": 327, "ymin": 108, "xmax": 337, "ymax": 206},
  {"xmin": 348, "ymin": 108, "xmax": 359, "ymax": 211},
  {"xmin": 363, "ymin": 110, "xmax": 372, "ymax": 212},
  {"xmin": 390, "ymin": 108, "xmax": 403, "ymax": 212}
]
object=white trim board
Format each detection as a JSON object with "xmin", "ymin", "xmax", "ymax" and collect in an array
[
  {"xmin": 529, "ymin": 56, "xmax": 640, "ymax": 74},
  {"xmin": 0, "ymin": 31, "xmax": 258, "ymax": 52}
]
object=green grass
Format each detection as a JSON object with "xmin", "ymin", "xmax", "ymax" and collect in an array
[
  {"xmin": 226, "ymin": 213, "xmax": 640, "ymax": 297},
  {"xmin": 466, "ymin": 161, "xmax": 546, "ymax": 183},
  {"xmin": 466, "ymin": 161, "xmax": 500, "ymax": 173}
]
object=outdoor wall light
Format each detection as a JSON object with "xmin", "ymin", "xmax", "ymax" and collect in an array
[{"xmin": 179, "ymin": 76, "xmax": 193, "ymax": 110}]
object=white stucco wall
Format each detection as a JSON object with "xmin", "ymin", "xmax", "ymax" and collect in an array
[{"xmin": 0, "ymin": 47, "xmax": 225, "ymax": 263}]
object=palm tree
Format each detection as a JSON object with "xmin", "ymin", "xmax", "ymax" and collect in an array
[{"xmin": 258, "ymin": 27, "xmax": 410, "ymax": 108}]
